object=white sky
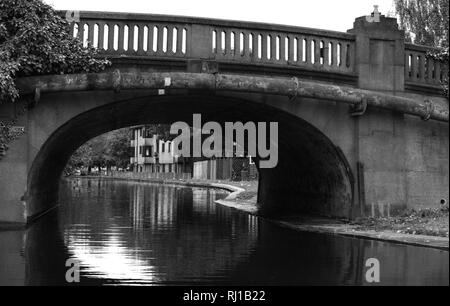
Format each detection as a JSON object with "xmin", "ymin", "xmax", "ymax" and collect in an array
[{"xmin": 44, "ymin": 0, "xmax": 396, "ymax": 32}]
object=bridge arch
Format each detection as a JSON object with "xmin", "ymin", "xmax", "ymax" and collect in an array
[{"xmin": 26, "ymin": 92, "xmax": 354, "ymax": 220}]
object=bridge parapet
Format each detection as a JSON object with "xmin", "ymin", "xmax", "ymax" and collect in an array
[
  {"xmin": 69, "ymin": 12, "xmax": 190, "ymax": 59},
  {"xmin": 67, "ymin": 11, "xmax": 356, "ymax": 75},
  {"xmin": 64, "ymin": 11, "xmax": 447, "ymax": 94},
  {"xmin": 404, "ymin": 43, "xmax": 447, "ymax": 89},
  {"xmin": 208, "ymin": 22, "xmax": 355, "ymax": 74}
]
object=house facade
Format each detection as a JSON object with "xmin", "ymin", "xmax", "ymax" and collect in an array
[
  {"xmin": 130, "ymin": 125, "xmax": 258, "ymax": 181},
  {"xmin": 130, "ymin": 126, "xmax": 192, "ymax": 175}
]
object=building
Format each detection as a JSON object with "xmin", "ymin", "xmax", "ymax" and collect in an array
[
  {"xmin": 130, "ymin": 125, "xmax": 258, "ymax": 181},
  {"xmin": 130, "ymin": 126, "xmax": 192, "ymax": 175}
]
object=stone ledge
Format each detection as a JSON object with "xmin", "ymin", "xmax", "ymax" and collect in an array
[
  {"xmin": 271, "ymin": 220, "xmax": 449, "ymax": 251},
  {"xmin": 214, "ymin": 197, "xmax": 449, "ymax": 251}
]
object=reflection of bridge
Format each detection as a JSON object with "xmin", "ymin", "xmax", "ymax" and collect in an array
[{"xmin": 0, "ymin": 10, "xmax": 448, "ymax": 225}]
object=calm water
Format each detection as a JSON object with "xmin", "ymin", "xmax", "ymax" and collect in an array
[{"xmin": 0, "ymin": 177, "xmax": 448, "ymax": 286}]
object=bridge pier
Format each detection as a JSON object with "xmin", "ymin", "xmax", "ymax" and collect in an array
[
  {"xmin": 349, "ymin": 13, "xmax": 406, "ymax": 217},
  {"xmin": 347, "ymin": 14, "xmax": 449, "ymax": 217},
  {"xmin": 353, "ymin": 109, "xmax": 448, "ymax": 217}
]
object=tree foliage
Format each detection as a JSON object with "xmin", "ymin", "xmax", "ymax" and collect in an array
[
  {"xmin": 395, "ymin": 0, "xmax": 448, "ymax": 47},
  {"xmin": 0, "ymin": 0, "xmax": 110, "ymax": 103},
  {"xmin": 0, "ymin": 0, "xmax": 110, "ymax": 157},
  {"xmin": 394, "ymin": 0, "xmax": 449, "ymax": 96},
  {"xmin": 65, "ymin": 128, "xmax": 131, "ymax": 174},
  {"xmin": 100, "ymin": 128, "xmax": 131, "ymax": 169},
  {"xmin": 144, "ymin": 124, "xmax": 174, "ymax": 140},
  {"xmin": 64, "ymin": 143, "xmax": 94, "ymax": 175}
]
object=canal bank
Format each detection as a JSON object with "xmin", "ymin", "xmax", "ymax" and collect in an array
[
  {"xmin": 73, "ymin": 174, "xmax": 449, "ymax": 251},
  {"xmin": 215, "ymin": 191, "xmax": 449, "ymax": 251}
]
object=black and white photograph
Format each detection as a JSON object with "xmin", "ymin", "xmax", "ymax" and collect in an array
[{"xmin": 0, "ymin": 0, "xmax": 448, "ymax": 293}]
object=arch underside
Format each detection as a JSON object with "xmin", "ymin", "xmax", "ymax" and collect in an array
[{"xmin": 27, "ymin": 93, "xmax": 354, "ymax": 220}]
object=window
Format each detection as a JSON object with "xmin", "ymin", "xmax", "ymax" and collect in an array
[
  {"xmin": 168, "ymin": 142, "xmax": 171, "ymax": 153},
  {"xmin": 139, "ymin": 146, "xmax": 153, "ymax": 157},
  {"xmin": 162, "ymin": 143, "xmax": 165, "ymax": 152},
  {"xmin": 143, "ymin": 129, "xmax": 152, "ymax": 138}
]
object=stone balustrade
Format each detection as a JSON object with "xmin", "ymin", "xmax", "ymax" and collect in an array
[{"xmin": 65, "ymin": 11, "xmax": 447, "ymax": 92}]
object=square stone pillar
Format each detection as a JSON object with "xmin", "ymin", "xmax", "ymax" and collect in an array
[
  {"xmin": 348, "ymin": 11, "xmax": 409, "ymax": 217},
  {"xmin": 348, "ymin": 14, "xmax": 405, "ymax": 92}
]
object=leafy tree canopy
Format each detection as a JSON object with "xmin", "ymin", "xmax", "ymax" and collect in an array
[
  {"xmin": 1, "ymin": 0, "xmax": 110, "ymax": 155},
  {"xmin": 394, "ymin": 0, "xmax": 449, "ymax": 97},
  {"xmin": 394, "ymin": 0, "xmax": 448, "ymax": 47},
  {"xmin": 65, "ymin": 128, "xmax": 131, "ymax": 174},
  {"xmin": 0, "ymin": 0, "xmax": 110, "ymax": 103}
]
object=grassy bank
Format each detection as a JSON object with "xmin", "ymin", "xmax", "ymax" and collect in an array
[
  {"xmin": 216, "ymin": 179, "xmax": 448, "ymax": 239},
  {"xmin": 351, "ymin": 205, "xmax": 449, "ymax": 238}
]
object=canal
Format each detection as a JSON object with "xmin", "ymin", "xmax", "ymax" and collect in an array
[{"xmin": 0, "ymin": 177, "xmax": 448, "ymax": 285}]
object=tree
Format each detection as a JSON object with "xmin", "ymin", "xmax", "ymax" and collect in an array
[
  {"xmin": 144, "ymin": 124, "xmax": 174, "ymax": 140},
  {"xmin": 64, "ymin": 143, "xmax": 94, "ymax": 175},
  {"xmin": 0, "ymin": 0, "xmax": 110, "ymax": 152},
  {"xmin": 0, "ymin": 0, "xmax": 110, "ymax": 103},
  {"xmin": 395, "ymin": 0, "xmax": 448, "ymax": 47},
  {"xmin": 394, "ymin": 0, "xmax": 449, "ymax": 96},
  {"xmin": 104, "ymin": 129, "xmax": 131, "ymax": 169},
  {"xmin": 65, "ymin": 128, "xmax": 132, "ymax": 175}
]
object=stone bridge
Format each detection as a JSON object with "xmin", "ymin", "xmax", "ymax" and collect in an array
[{"xmin": 0, "ymin": 10, "xmax": 448, "ymax": 226}]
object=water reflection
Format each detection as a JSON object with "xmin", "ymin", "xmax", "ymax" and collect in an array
[
  {"xmin": 59, "ymin": 179, "xmax": 259, "ymax": 285},
  {"xmin": 0, "ymin": 177, "xmax": 448, "ymax": 286}
]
